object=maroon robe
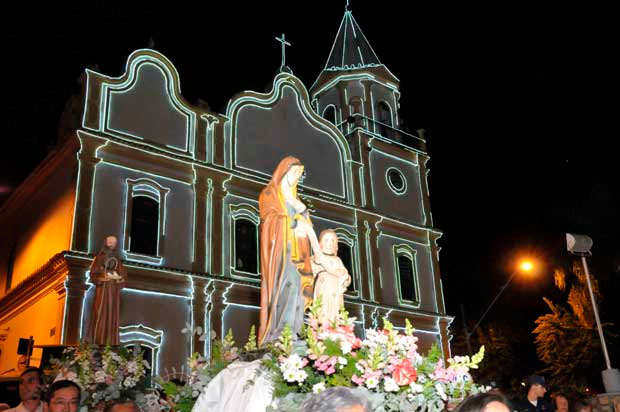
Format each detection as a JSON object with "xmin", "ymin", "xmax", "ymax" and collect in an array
[{"xmin": 86, "ymin": 246, "xmax": 127, "ymax": 346}]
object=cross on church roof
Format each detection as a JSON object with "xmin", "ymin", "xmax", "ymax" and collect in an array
[{"xmin": 275, "ymin": 33, "xmax": 291, "ymax": 72}]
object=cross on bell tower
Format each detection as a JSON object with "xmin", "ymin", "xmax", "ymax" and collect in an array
[{"xmin": 275, "ymin": 33, "xmax": 292, "ymax": 73}]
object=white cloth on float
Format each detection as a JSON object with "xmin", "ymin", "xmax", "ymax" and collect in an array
[{"xmin": 192, "ymin": 359, "xmax": 274, "ymax": 412}]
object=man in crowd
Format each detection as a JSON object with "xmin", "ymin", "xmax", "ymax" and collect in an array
[
  {"xmin": 104, "ymin": 399, "xmax": 139, "ymax": 412},
  {"xmin": 514, "ymin": 375, "xmax": 555, "ymax": 412},
  {"xmin": 47, "ymin": 381, "xmax": 80, "ymax": 412},
  {"xmin": 5, "ymin": 368, "xmax": 46, "ymax": 412},
  {"xmin": 453, "ymin": 392, "xmax": 512, "ymax": 412},
  {"xmin": 572, "ymin": 399, "xmax": 592, "ymax": 412},
  {"xmin": 553, "ymin": 393, "xmax": 569, "ymax": 412}
]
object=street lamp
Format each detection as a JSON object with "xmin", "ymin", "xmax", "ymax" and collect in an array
[
  {"xmin": 461, "ymin": 259, "xmax": 535, "ymax": 356},
  {"xmin": 566, "ymin": 233, "xmax": 620, "ymax": 393}
]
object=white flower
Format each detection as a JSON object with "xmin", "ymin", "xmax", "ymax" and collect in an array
[
  {"xmin": 55, "ymin": 370, "xmax": 78, "ymax": 383},
  {"xmin": 340, "ymin": 340, "xmax": 353, "ymax": 354},
  {"xmin": 383, "ymin": 377, "xmax": 400, "ymax": 392},
  {"xmin": 181, "ymin": 322, "xmax": 192, "ymax": 334},
  {"xmin": 94, "ymin": 370, "xmax": 106, "ymax": 384},
  {"xmin": 283, "ymin": 369, "xmax": 297, "ymax": 383},
  {"xmin": 312, "ymin": 382, "xmax": 326, "ymax": 394},
  {"xmin": 338, "ymin": 357, "xmax": 348, "ymax": 366},
  {"xmin": 435, "ymin": 383, "xmax": 447, "ymax": 401},
  {"xmin": 355, "ymin": 362, "xmax": 365, "ymax": 373},
  {"xmin": 123, "ymin": 377, "xmax": 136, "ymax": 388},
  {"xmin": 366, "ymin": 377, "xmax": 379, "ymax": 389},
  {"xmin": 126, "ymin": 361, "xmax": 138, "ymax": 374},
  {"xmin": 288, "ymin": 354, "xmax": 304, "ymax": 370},
  {"xmin": 294, "ymin": 369, "xmax": 307, "ymax": 383}
]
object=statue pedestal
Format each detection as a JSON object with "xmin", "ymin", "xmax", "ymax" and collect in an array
[{"xmin": 192, "ymin": 360, "xmax": 274, "ymax": 412}]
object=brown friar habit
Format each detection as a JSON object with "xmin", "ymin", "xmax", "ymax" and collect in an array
[
  {"xmin": 258, "ymin": 156, "xmax": 313, "ymax": 347},
  {"xmin": 86, "ymin": 243, "xmax": 127, "ymax": 346}
]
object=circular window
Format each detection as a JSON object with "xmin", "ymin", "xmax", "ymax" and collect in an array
[{"xmin": 386, "ymin": 168, "xmax": 407, "ymax": 194}]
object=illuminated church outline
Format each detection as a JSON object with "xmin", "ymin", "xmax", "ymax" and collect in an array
[{"xmin": 0, "ymin": 8, "xmax": 451, "ymax": 376}]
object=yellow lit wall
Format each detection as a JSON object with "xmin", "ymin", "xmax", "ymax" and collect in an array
[
  {"xmin": 0, "ymin": 288, "xmax": 64, "ymax": 377},
  {"xmin": 10, "ymin": 188, "xmax": 75, "ymax": 287}
]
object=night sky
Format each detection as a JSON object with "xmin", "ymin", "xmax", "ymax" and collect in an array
[{"xmin": 4, "ymin": 2, "xmax": 618, "ymax": 375}]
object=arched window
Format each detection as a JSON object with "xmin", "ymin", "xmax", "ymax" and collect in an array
[
  {"xmin": 348, "ymin": 97, "xmax": 364, "ymax": 129},
  {"xmin": 129, "ymin": 196, "xmax": 159, "ymax": 256},
  {"xmin": 394, "ymin": 245, "xmax": 420, "ymax": 306},
  {"xmin": 234, "ymin": 218, "xmax": 258, "ymax": 274},
  {"xmin": 229, "ymin": 203, "xmax": 260, "ymax": 277},
  {"xmin": 376, "ymin": 101, "xmax": 393, "ymax": 138},
  {"xmin": 119, "ymin": 324, "xmax": 163, "ymax": 376},
  {"xmin": 124, "ymin": 178, "xmax": 169, "ymax": 265},
  {"xmin": 349, "ymin": 97, "xmax": 363, "ymax": 116},
  {"xmin": 322, "ymin": 105, "xmax": 337, "ymax": 125}
]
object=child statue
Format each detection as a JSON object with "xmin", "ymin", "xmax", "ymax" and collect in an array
[{"xmin": 311, "ymin": 229, "xmax": 351, "ymax": 326}]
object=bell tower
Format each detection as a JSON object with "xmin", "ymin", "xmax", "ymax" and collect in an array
[{"xmin": 310, "ymin": 5, "xmax": 402, "ymax": 141}]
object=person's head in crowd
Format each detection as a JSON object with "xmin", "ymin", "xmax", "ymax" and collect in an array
[
  {"xmin": 47, "ymin": 380, "xmax": 81, "ymax": 412},
  {"xmin": 19, "ymin": 367, "xmax": 44, "ymax": 405},
  {"xmin": 525, "ymin": 375, "xmax": 547, "ymax": 400},
  {"xmin": 573, "ymin": 399, "xmax": 592, "ymax": 412},
  {"xmin": 301, "ymin": 387, "xmax": 371, "ymax": 412},
  {"xmin": 553, "ymin": 393, "xmax": 569, "ymax": 412},
  {"xmin": 454, "ymin": 392, "xmax": 511, "ymax": 412},
  {"xmin": 104, "ymin": 399, "xmax": 139, "ymax": 412}
]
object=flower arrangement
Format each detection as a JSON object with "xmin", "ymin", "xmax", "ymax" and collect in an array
[
  {"xmin": 50, "ymin": 343, "xmax": 159, "ymax": 411},
  {"xmin": 159, "ymin": 328, "xmax": 243, "ymax": 412},
  {"xmin": 63, "ymin": 299, "xmax": 487, "ymax": 412},
  {"xmin": 259, "ymin": 300, "xmax": 489, "ymax": 412}
]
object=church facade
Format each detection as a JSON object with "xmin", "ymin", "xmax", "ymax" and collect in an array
[{"xmin": 0, "ymin": 9, "xmax": 451, "ymax": 377}]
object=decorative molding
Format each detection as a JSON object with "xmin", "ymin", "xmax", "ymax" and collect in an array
[{"xmin": 0, "ymin": 253, "xmax": 69, "ymax": 321}]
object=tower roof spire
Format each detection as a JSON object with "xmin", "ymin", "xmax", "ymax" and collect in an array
[
  {"xmin": 310, "ymin": 7, "xmax": 400, "ymax": 96},
  {"xmin": 323, "ymin": 9, "xmax": 381, "ymax": 71}
]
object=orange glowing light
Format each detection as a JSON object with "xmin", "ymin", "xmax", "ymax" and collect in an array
[{"xmin": 520, "ymin": 260, "xmax": 534, "ymax": 272}]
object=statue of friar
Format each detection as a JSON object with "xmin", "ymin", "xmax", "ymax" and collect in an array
[{"xmin": 86, "ymin": 235, "xmax": 127, "ymax": 346}]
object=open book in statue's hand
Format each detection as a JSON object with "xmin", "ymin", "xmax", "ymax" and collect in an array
[{"xmin": 106, "ymin": 271, "xmax": 122, "ymax": 281}]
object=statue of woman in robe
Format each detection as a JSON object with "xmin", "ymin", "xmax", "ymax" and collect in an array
[
  {"xmin": 258, "ymin": 156, "xmax": 323, "ymax": 346},
  {"xmin": 86, "ymin": 235, "xmax": 127, "ymax": 346}
]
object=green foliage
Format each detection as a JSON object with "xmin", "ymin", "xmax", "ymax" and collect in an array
[
  {"xmin": 328, "ymin": 372, "xmax": 353, "ymax": 387},
  {"xmin": 533, "ymin": 261, "xmax": 616, "ymax": 393},
  {"xmin": 160, "ymin": 381, "xmax": 195, "ymax": 412},
  {"xmin": 279, "ymin": 324, "xmax": 294, "ymax": 355},
  {"xmin": 405, "ymin": 318, "xmax": 415, "ymax": 336},
  {"xmin": 415, "ymin": 344, "xmax": 442, "ymax": 376},
  {"xmin": 426, "ymin": 343, "xmax": 443, "ymax": 363},
  {"xmin": 322, "ymin": 338, "xmax": 343, "ymax": 357},
  {"xmin": 244, "ymin": 325, "xmax": 257, "ymax": 352}
]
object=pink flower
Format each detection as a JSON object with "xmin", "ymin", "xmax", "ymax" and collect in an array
[
  {"xmin": 392, "ymin": 359, "xmax": 417, "ymax": 386},
  {"xmin": 352, "ymin": 374, "xmax": 365, "ymax": 385},
  {"xmin": 433, "ymin": 360, "xmax": 457, "ymax": 383}
]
